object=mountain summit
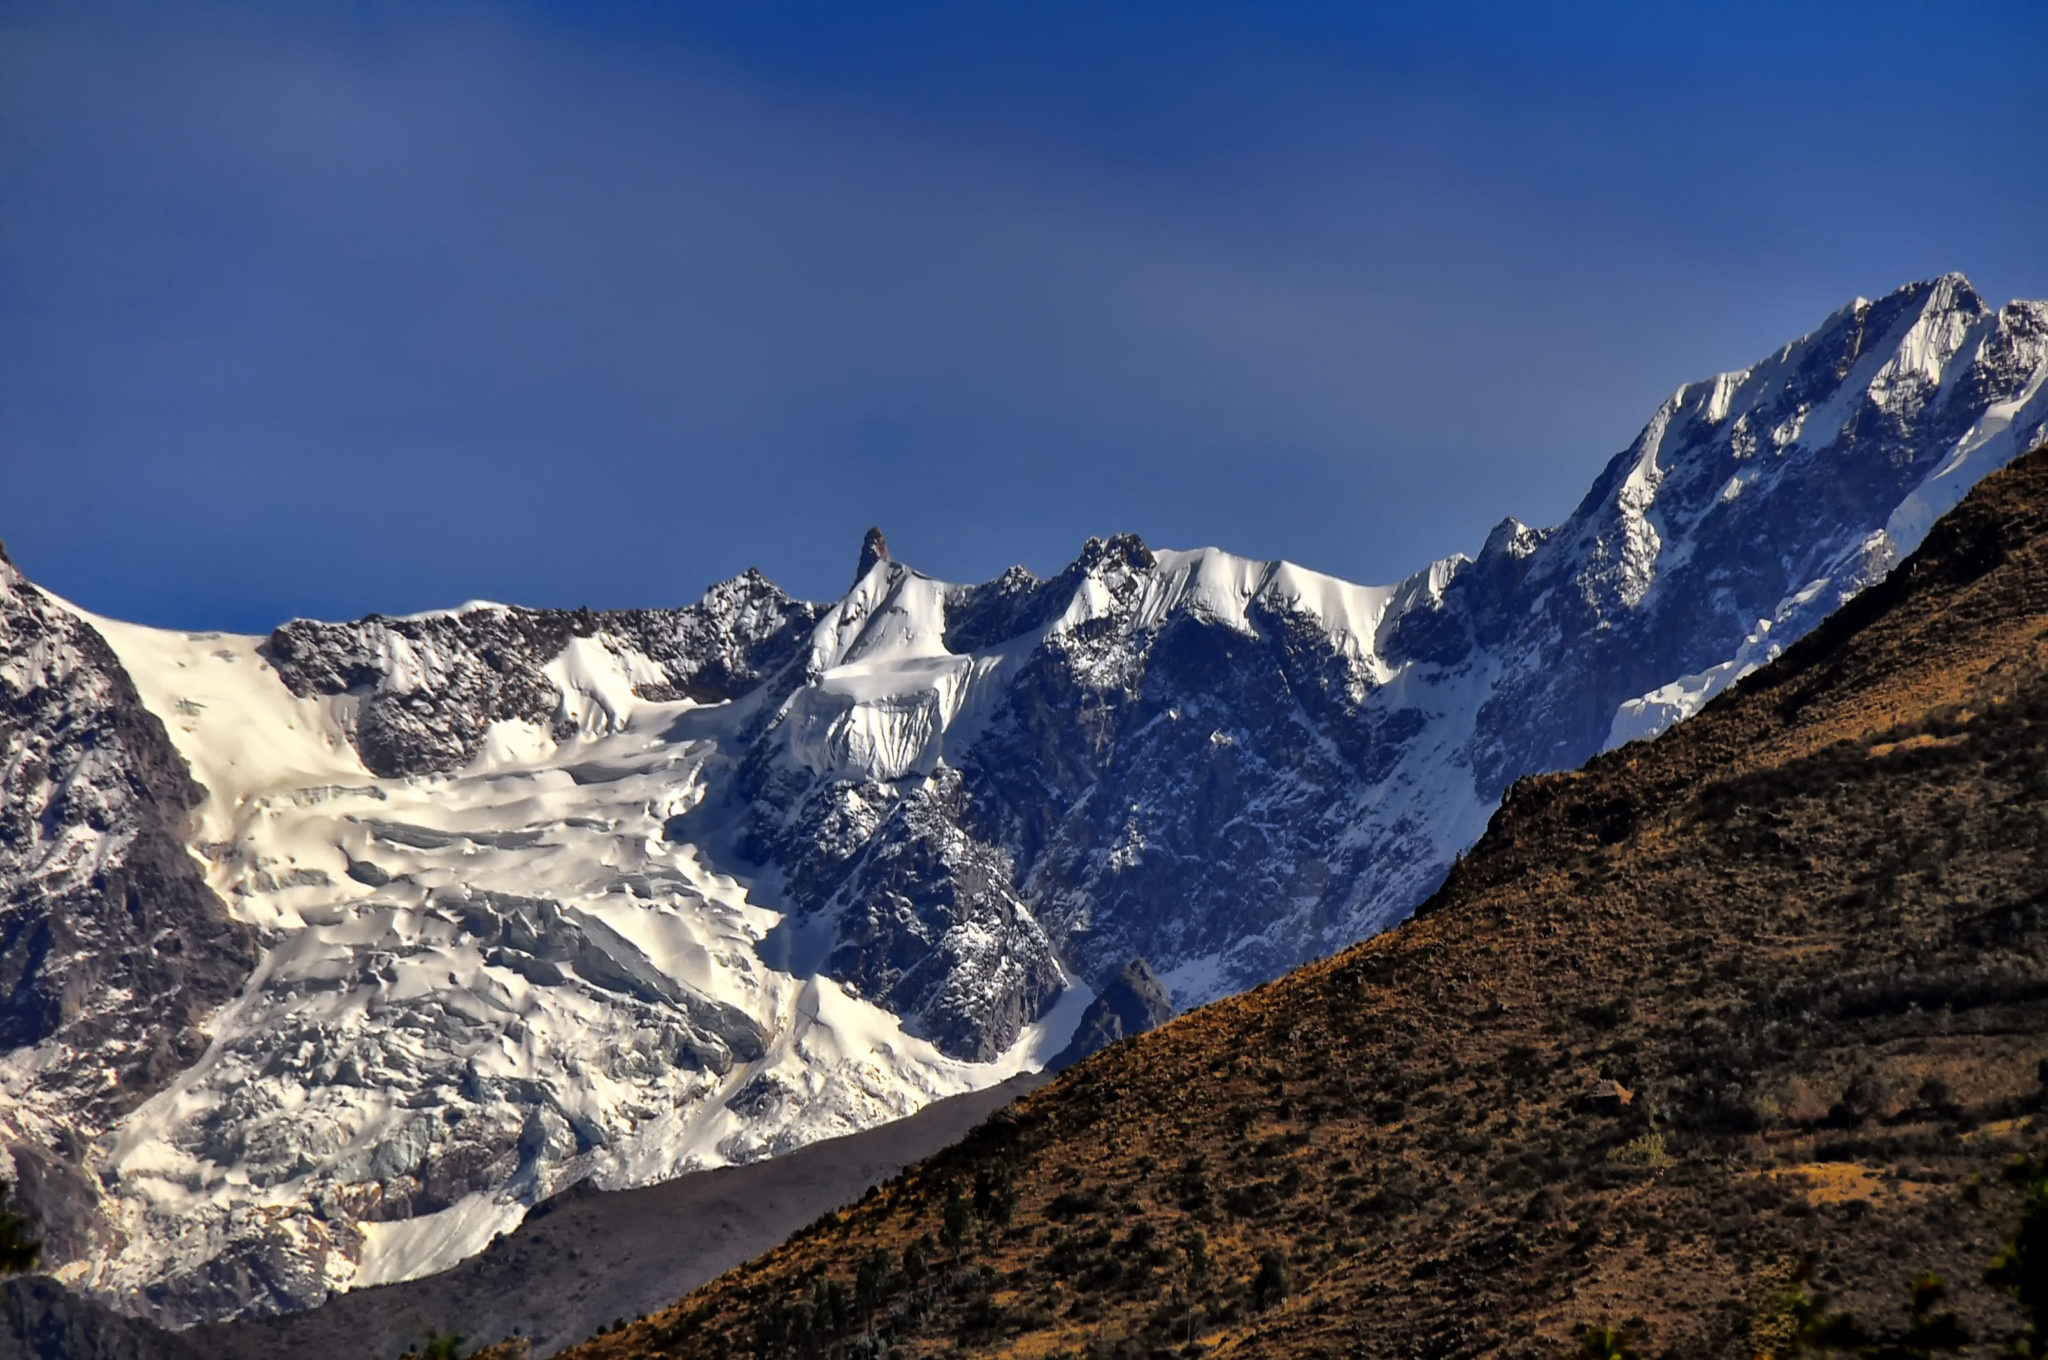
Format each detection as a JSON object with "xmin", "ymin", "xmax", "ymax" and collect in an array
[
  {"xmin": 1, "ymin": 275, "xmax": 2044, "ymax": 1323},
  {"xmin": 856, "ymin": 527, "xmax": 891, "ymax": 584}
]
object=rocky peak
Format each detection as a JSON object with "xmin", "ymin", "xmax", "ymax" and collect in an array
[
  {"xmin": 1478, "ymin": 516, "xmax": 1544, "ymax": 563},
  {"xmin": 262, "ymin": 576, "xmax": 822, "ymax": 776},
  {"xmin": 1073, "ymin": 532, "xmax": 1154, "ymax": 576},
  {"xmin": 856, "ymin": 527, "xmax": 890, "ymax": 584},
  {"xmin": 1049, "ymin": 959, "xmax": 1174, "ymax": 1071}
]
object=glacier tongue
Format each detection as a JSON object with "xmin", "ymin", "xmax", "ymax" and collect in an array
[{"xmin": 4, "ymin": 272, "xmax": 2047, "ymax": 1327}]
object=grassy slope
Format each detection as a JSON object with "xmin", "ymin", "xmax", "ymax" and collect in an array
[{"xmin": 539, "ymin": 445, "xmax": 2048, "ymax": 1360}]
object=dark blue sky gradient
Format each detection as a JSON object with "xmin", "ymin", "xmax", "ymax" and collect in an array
[{"xmin": 5, "ymin": 1, "xmax": 2046, "ymax": 631}]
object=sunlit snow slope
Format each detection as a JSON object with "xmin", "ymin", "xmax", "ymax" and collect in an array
[{"xmin": 1, "ymin": 273, "xmax": 2044, "ymax": 1328}]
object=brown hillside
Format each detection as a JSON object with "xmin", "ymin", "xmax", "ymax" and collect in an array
[{"xmin": 540, "ymin": 446, "xmax": 2048, "ymax": 1360}]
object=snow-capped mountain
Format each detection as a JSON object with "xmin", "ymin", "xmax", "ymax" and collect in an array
[{"xmin": 2, "ymin": 273, "xmax": 2044, "ymax": 1328}]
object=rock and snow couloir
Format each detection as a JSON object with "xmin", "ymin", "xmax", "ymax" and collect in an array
[{"xmin": 0, "ymin": 272, "xmax": 2044, "ymax": 1326}]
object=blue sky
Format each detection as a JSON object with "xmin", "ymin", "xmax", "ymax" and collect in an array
[{"xmin": 5, "ymin": 1, "xmax": 2046, "ymax": 631}]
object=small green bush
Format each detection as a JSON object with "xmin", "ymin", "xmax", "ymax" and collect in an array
[{"xmin": 1609, "ymin": 1132, "xmax": 1672, "ymax": 1170}]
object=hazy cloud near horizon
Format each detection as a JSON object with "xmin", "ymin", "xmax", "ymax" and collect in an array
[{"xmin": 4, "ymin": 3, "xmax": 2045, "ymax": 630}]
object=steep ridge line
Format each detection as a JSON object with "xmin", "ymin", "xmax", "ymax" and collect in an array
[
  {"xmin": 0, "ymin": 544, "xmax": 258, "ymax": 1278},
  {"xmin": 542, "ymin": 443, "xmax": 2048, "ymax": 1359},
  {"xmin": 4, "ymin": 273, "xmax": 2046, "ymax": 1325}
]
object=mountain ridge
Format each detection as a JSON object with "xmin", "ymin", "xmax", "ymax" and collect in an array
[
  {"xmin": 0, "ymin": 273, "xmax": 2044, "ymax": 1325},
  {"xmin": 542, "ymin": 437, "xmax": 2048, "ymax": 1360}
]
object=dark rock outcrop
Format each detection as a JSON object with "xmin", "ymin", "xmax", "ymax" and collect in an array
[
  {"xmin": 0, "ymin": 1275, "xmax": 204, "ymax": 1360},
  {"xmin": 1049, "ymin": 958, "xmax": 1173, "ymax": 1070},
  {"xmin": 263, "ymin": 570, "xmax": 822, "ymax": 777},
  {"xmin": 0, "ymin": 549, "xmax": 258, "ymax": 1265},
  {"xmin": 0, "ymin": 556, "xmax": 254, "ymax": 1091},
  {"xmin": 855, "ymin": 527, "xmax": 890, "ymax": 583}
]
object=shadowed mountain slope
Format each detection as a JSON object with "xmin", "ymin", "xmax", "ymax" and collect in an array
[
  {"xmin": 189, "ymin": 1077, "xmax": 1043, "ymax": 1360},
  {"xmin": 0, "ymin": 545, "xmax": 257, "ymax": 1275},
  {"xmin": 0, "ymin": 1276, "xmax": 205, "ymax": 1360},
  {"xmin": 541, "ymin": 442, "xmax": 2048, "ymax": 1359}
]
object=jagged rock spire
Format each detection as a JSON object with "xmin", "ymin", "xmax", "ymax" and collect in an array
[{"xmin": 855, "ymin": 527, "xmax": 890, "ymax": 584}]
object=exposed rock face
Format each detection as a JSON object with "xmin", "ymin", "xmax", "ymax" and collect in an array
[
  {"xmin": 726, "ymin": 274, "xmax": 2048, "ymax": 1053},
  {"xmin": 1049, "ymin": 958, "xmax": 1173, "ymax": 1071},
  {"xmin": 0, "ymin": 548, "xmax": 251, "ymax": 1086},
  {"xmin": 0, "ymin": 1274, "xmax": 203, "ymax": 1360},
  {"xmin": 264, "ymin": 569, "xmax": 822, "ymax": 777},
  {"xmin": 757, "ymin": 764, "xmax": 1067, "ymax": 1063},
  {"xmin": 0, "ymin": 544, "xmax": 257, "ymax": 1264},
  {"xmin": 856, "ymin": 527, "xmax": 890, "ymax": 584}
]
